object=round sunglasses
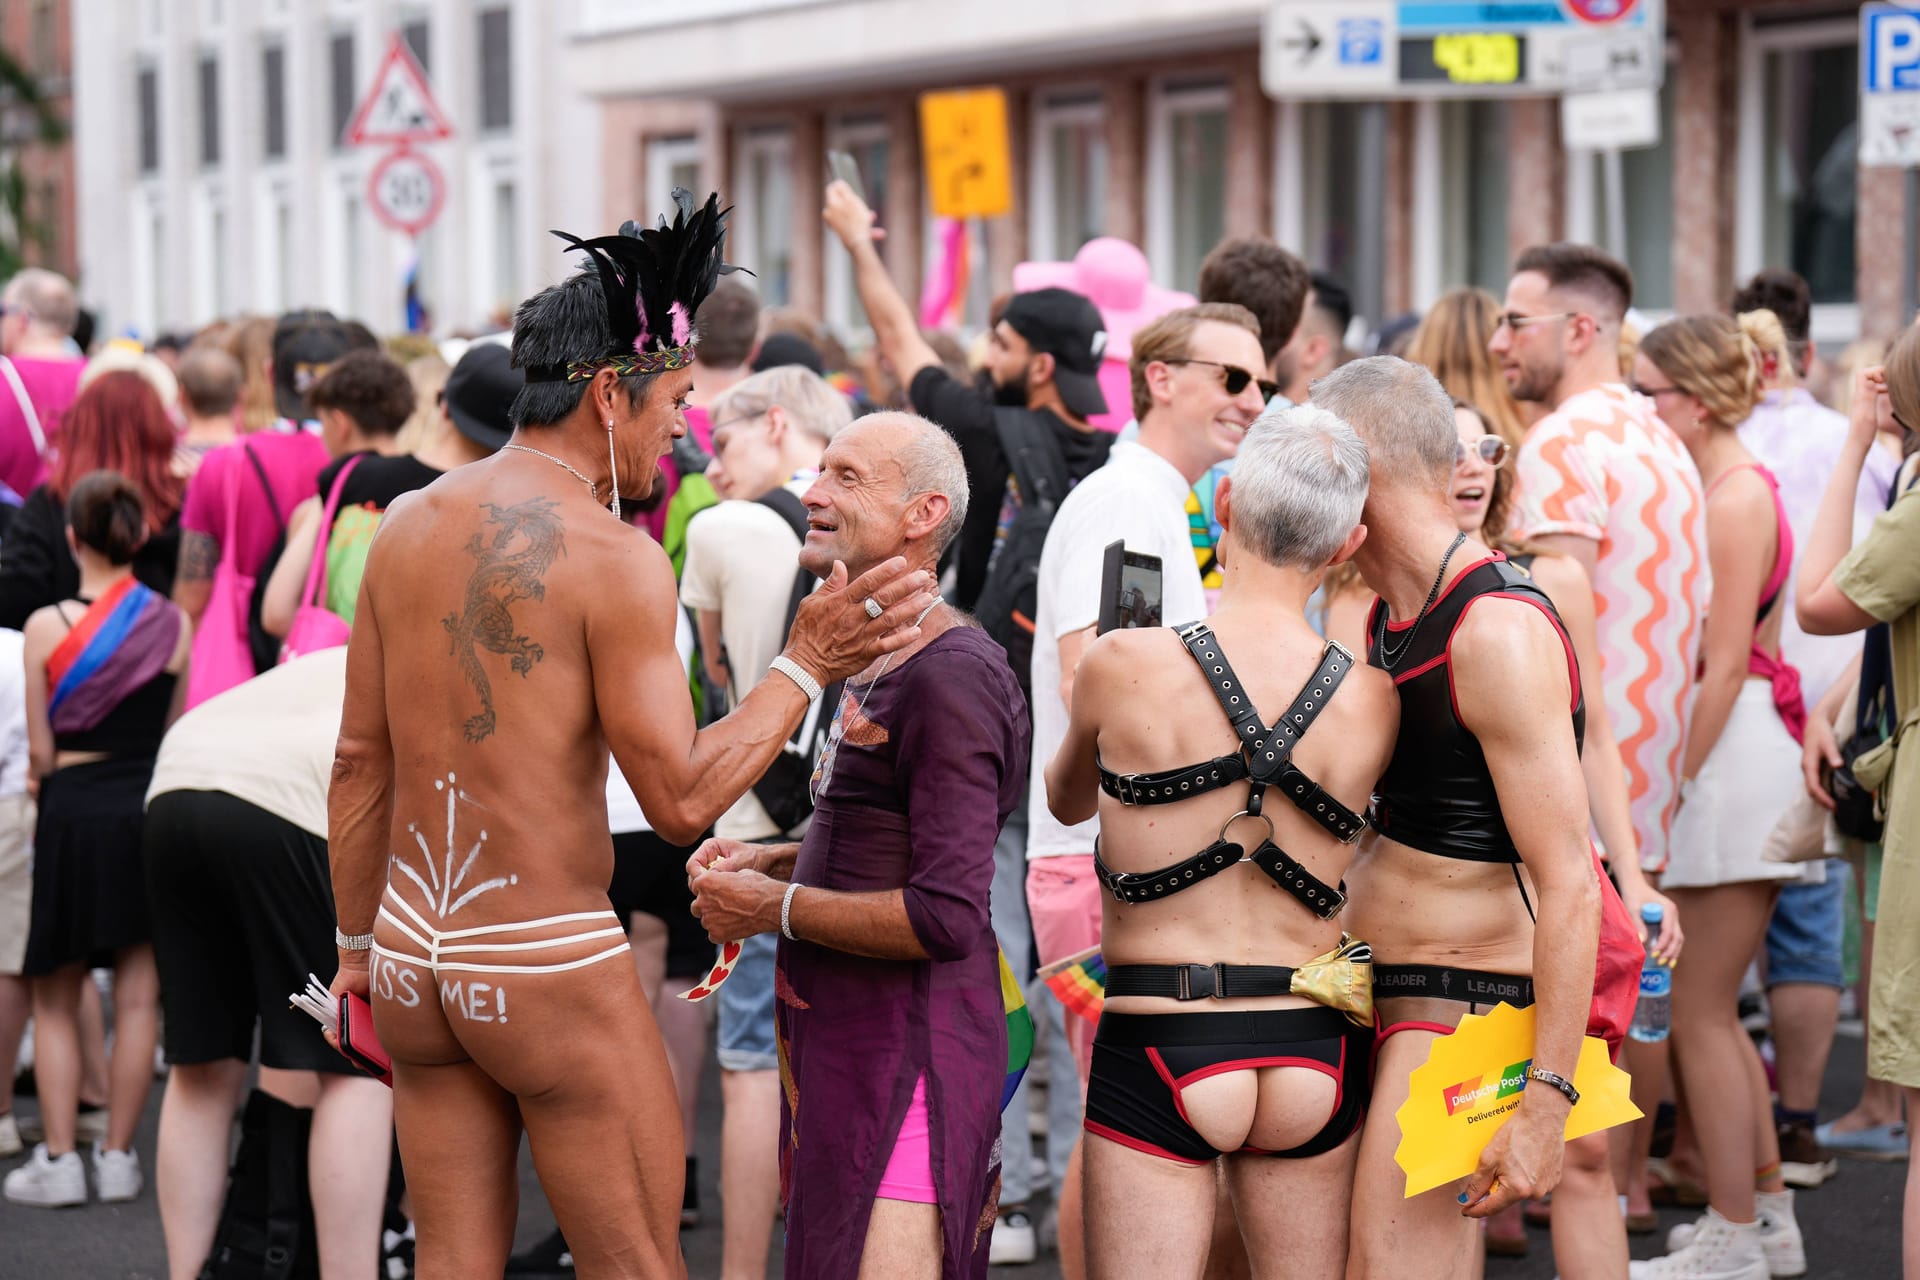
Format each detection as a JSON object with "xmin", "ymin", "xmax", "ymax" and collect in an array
[{"xmin": 1455, "ymin": 436, "xmax": 1510, "ymax": 468}]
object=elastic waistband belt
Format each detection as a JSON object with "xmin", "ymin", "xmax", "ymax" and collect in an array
[{"xmin": 1371, "ymin": 963, "xmax": 1535, "ymax": 1008}]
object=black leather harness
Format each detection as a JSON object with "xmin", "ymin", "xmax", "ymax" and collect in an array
[{"xmin": 1093, "ymin": 622, "xmax": 1365, "ymax": 922}]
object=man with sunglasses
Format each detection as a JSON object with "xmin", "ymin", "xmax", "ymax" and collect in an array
[{"xmin": 1500, "ymin": 244, "xmax": 1707, "ymax": 1277}]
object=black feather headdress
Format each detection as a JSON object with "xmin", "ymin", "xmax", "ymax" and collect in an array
[{"xmin": 527, "ymin": 189, "xmax": 745, "ymax": 384}]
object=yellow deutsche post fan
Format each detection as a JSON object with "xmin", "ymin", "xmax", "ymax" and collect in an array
[{"xmin": 1394, "ymin": 1002, "xmax": 1640, "ymax": 1198}]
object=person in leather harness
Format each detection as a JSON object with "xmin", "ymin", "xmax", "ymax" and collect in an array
[
  {"xmin": 1310, "ymin": 357, "xmax": 1608, "ymax": 1280},
  {"xmin": 1046, "ymin": 405, "xmax": 1395, "ymax": 1280}
]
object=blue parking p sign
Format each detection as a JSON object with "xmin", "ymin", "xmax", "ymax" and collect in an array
[
  {"xmin": 1862, "ymin": 4, "xmax": 1920, "ymax": 167},
  {"xmin": 1866, "ymin": 4, "xmax": 1920, "ymax": 91}
]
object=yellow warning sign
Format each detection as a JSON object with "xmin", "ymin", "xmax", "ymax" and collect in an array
[
  {"xmin": 1394, "ymin": 1002, "xmax": 1640, "ymax": 1198},
  {"xmin": 919, "ymin": 88, "xmax": 1013, "ymax": 221}
]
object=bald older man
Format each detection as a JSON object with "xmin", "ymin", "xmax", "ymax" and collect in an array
[
  {"xmin": 0, "ymin": 268, "xmax": 84, "ymax": 499},
  {"xmin": 690, "ymin": 413, "xmax": 1031, "ymax": 1280}
]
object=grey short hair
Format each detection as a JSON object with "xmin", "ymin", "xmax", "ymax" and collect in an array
[
  {"xmin": 884, "ymin": 413, "xmax": 969, "ymax": 556},
  {"xmin": 1308, "ymin": 356, "xmax": 1455, "ymax": 484},
  {"xmin": 1230, "ymin": 404, "xmax": 1370, "ymax": 570},
  {"xmin": 708, "ymin": 364, "xmax": 853, "ymax": 443},
  {"xmin": 3, "ymin": 268, "xmax": 77, "ymax": 336}
]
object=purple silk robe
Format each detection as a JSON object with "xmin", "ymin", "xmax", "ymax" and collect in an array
[{"xmin": 775, "ymin": 627, "xmax": 1030, "ymax": 1280}]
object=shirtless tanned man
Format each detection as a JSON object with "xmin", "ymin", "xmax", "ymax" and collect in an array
[
  {"xmin": 1046, "ymin": 405, "xmax": 1396, "ymax": 1280},
  {"xmin": 1312, "ymin": 357, "xmax": 1614, "ymax": 1280},
  {"xmin": 325, "ymin": 194, "xmax": 936, "ymax": 1280}
]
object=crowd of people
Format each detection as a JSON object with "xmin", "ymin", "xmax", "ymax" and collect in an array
[{"xmin": 0, "ymin": 179, "xmax": 1912, "ymax": 1280}]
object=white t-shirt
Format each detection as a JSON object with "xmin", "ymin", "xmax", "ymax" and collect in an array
[
  {"xmin": 605, "ymin": 607, "xmax": 695, "ymax": 835},
  {"xmin": 1027, "ymin": 440, "xmax": 1207, "ymax": 860},
  {"xmin": 0, "ymin": 630, "xmax": 27, "ymax": 798},
  {"xmin": 146, "ymin": 648, "xmax": 348, "ymax": 837},
  {"xmin": 678, "ymin": 479, "xmax": 811, "ymax": 841}
]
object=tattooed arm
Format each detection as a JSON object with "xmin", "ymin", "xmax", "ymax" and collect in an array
[
  {"xmin": 172, "ymin": 530, "xmax": 220, "ymax": 626},
  {"xmin": 328, "ymin": 558, "xmax": 396, "ymax": 1004},
  {"xmin": 591, "ymin": 532, "xmax": 936, "ymax": 846}
]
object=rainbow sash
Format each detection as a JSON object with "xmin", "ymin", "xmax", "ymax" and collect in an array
[
  {"xmin": 999, "ymin": 949, "xmax": 1033, "ymax": 1111},
  {"xmin": 47, "ymin": 578, "xmax": 181, "ymax": 734}
]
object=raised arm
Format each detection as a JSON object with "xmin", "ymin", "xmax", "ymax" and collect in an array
[
  {"xmin": 592, "ymin": 533, "xmax": 936, "ymax": 845},
  {"xmin": 823, "ymin": 180, "xmax": 940, "ymax": 388},
  {"xmin": 1453, "ymin": 597, "xmax": 1599, "ymax": 1216},
  {"xmin": 1046, "ymin": 631, "xmax": 1119, "ymax": 827},
  {"xmin": 1798, "ymin": 366, "xmax": 1886, "ymax": 636}
]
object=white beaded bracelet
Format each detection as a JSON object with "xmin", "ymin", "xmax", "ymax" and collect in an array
[
  {"xmin": 781, "ymin": 882, "xmax": 802, "ymax": 941},
  {"xmin": 769, "ymin": 654, "xmax": 823, "ymax": 703},
  {"xmin": 335, "ymin": 927, "xmax": 375, "ymax": 951}
]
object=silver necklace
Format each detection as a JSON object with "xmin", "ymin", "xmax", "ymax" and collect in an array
[
  {"xmin": 1374, "ymin": 531, "xmax": 1467, "ymax": 672},
  {"xmin": 502, "ymin": 444, "xmax": 601, "ymax": 504},
  {"xmin": 813, "ymin": 597, "xmax": 943, "ymax": 800}
]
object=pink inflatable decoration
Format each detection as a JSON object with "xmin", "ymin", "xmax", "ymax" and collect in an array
[{"xmin": 1013, "ymin": 238, "xmax": 1194, "ymax": 432}]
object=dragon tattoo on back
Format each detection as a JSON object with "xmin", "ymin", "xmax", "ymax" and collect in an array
[{"xmin": 443, "ymin": 498, "xmax": 567, "ymax": 742}]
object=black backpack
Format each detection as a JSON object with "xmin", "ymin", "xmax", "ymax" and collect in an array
[
  {"xmin": 748, "ymin": 488, "xmax": 843, "ymax": 833},
  {"xmin": 971, "ymin": 409, "xmax": 1072, "ymax": 707}
]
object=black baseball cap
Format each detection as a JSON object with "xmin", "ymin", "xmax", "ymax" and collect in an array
[
  {"xmin": 1001, "ymin": 287, "xmax": 1109, "ymax": 418},
  {"xmin": 443, "ymin": 343, "xmax": 522, "ymax": 452}
]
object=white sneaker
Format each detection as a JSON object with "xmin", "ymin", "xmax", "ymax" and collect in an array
[
  {"xmin": 1665, "ymin": 1192, "xmax": 1805, "ymax": 1277},
  {"xmin": 0, "ymin": 1113, "xmax": 20, "ymax": 1158},
  {"xmin": 2, "ymin": 1144, "xmax": 86, "ymax": 1207},
  {"xmin": 1631, "ymin": 1207, "xmax": 1768, "ymax": 1280},
  {"xmin": 990, "ymin": 1208, "xmax": 1039, "ymax": 1265},
  {"xmin": 91, "ymin": 1141, "xmax": 142, "ymax": 1202}
]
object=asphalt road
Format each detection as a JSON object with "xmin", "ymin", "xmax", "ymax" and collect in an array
[{"xmin": 0, "ymin": 1029, "xmax": 1902, "ymax": 1278}]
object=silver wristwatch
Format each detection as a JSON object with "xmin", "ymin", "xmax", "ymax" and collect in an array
[{"xmin": 335, "ymin": 927, "xmax": 375, "ymax": 951}]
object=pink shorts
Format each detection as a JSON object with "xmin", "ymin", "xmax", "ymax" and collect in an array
[
  {"xmin": 1027, "ymin": 854, "xmax": 1103, "ymax": 1080},
  {"xmin": 876, "ymin": 1074, "xmax": 937, "ymax": 1204}
]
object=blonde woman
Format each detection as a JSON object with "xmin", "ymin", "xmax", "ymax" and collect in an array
[{"xmin": 1630, "ymin": 310, "xmax": 1808, "ymax": 1279}]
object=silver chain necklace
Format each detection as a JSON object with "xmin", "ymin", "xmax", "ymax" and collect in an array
[
  {"xmin": 813, "ymin": 597, "xmax": 943, "ymax": 801},
  {"xmin": 502, "ymin": 444, "xmax": 601, "ymax": 504}
]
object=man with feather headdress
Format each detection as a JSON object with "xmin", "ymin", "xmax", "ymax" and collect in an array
[{"xmin": 324, "ymin": 191, "xmax": 937, "ymax": 1279}]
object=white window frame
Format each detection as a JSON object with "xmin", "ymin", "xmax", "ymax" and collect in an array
[
  {"xmin": 1271, "ymin": 100, "xmax": 1305, "ymax": 255},
  {"xmin": 1028, "ymin": 89, "xmax": 1106, "ymax": 265},
  {"xmin": 1147, "ymin": 79, "xmax": 1231, "ymax": 290},
  {"xmin": 645, "ymin": 134, "xmax": 704, "ymax": 224},
  {"xmin": 822, "ymin": 117, "xmax": 889, "ymax": 339},
  {"xmin": 1736, "ymin": 14, "xmax": 1861, "ymax": 344},
  {"xmin": 191, "ymin": 182, "xmax": 225, "ymax": 324},
  {"xmin": 733, "ymin": 125, "xmax": 795, "ymax": 305}
]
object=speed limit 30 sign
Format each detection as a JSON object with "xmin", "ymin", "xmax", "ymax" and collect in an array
[{"xmin": 369, "ymin": 148, "xmax": 445, "ymax": 237}]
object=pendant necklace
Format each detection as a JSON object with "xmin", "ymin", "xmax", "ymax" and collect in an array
[
  {"xmin": 502, "ymin": 444, "xmax": 605, "ymax": 508},
  {"xmin": 1375, "ymin": 531, "xmax": 1467, "ymax": 672}
]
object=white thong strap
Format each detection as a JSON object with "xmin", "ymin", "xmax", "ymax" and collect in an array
[{"xmin": 374, "ymin": 890, "xmax": 631, "ymax": 976}]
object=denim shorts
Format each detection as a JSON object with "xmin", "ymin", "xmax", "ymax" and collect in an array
[
  {"xmin": 717, "ymin": 931, "xmax": 779, "ymax": 1072},
  {"xmin": 1766, "ymin": 863, "xmax": 1847, "ymax": 990}
]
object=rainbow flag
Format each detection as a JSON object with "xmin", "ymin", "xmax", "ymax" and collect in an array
[
  {"xmin": 999, "ymin": 948, "xmax": 1033, "ymax": 1111},
  {"xmin": 1038, "ymin": 946, "xmax": 1107, "ymax": 1026},
  {"xmin": 46, "ymin": 578, "xmax": 181, "ymax": 734}
]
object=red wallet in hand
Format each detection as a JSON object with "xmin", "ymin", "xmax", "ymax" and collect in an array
[{"xmin": 337, "ymin": 992, "xmax": 393, "ymax": 1087}]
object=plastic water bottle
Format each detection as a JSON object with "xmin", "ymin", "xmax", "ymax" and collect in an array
[{"xmin": 1628, "ymin": 903, "xmax": 1670, "ymax": 1043}]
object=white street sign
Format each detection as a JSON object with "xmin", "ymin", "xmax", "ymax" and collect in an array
[
  {"xmin": 1260, "ymin": 1, "xmax": 1397, "ymax": 97},
  {"xmin": 1561, "ymin": 87, "xmax": 1661, "ymax": 151},
  {"xmin": 1862, "ymin": 3, "xmax": 1920, "ymax": 168}
]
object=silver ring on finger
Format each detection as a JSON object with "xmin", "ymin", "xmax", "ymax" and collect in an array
[{"xmin": 863, "ymin": 596, "xmax": 884, "ymax": 620}]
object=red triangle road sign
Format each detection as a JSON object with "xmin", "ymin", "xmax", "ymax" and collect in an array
[{"xmin": 344, "ymin": 32, "xmax": 454, "ymax": 146}]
